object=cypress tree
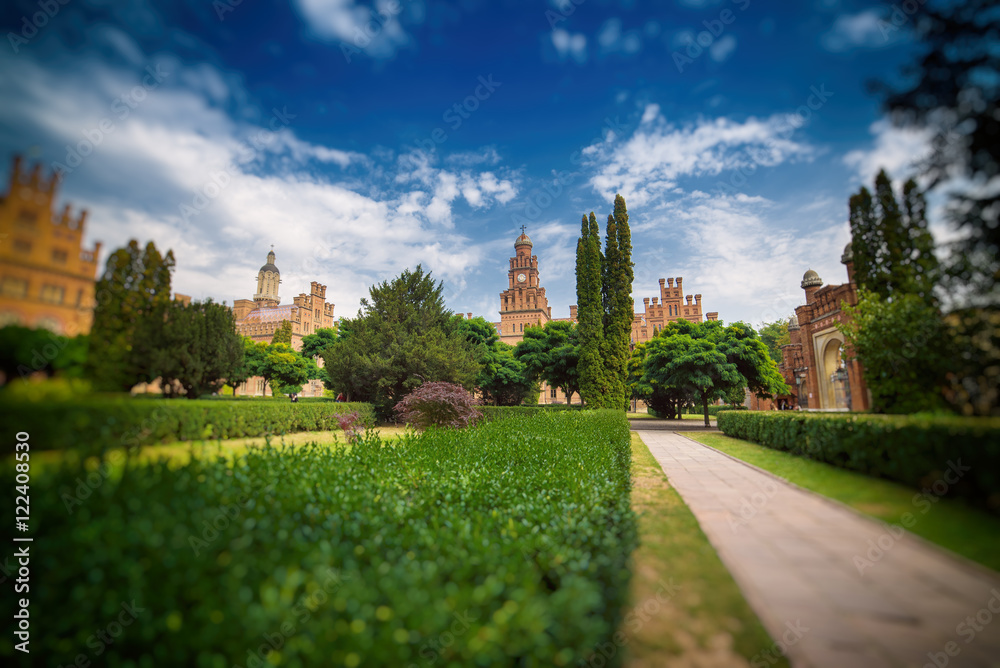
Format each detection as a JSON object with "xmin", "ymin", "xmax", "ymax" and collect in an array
[
  {"xmin": 602, "ymin": 194, "xmax": 633, "ymax": 410},
  {"xmin": 577, "ymin": 212, "xmax": 607, "ymax": 405}
]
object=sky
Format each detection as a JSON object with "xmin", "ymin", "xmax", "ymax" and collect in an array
[{"xmin": 0, "ymin": 0, "xmax": 940, "ymax": 327}]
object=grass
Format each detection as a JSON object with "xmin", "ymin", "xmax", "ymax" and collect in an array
[
  {"xmin": 624, "ymin": 432, "xmax": 789, "ymax": 667},
  {"xmin": 30, "ymin": 425, "xmax": 410, "ymax": 470},
  {"xmin": 685, "ymin": 431, "xmax": 1000, "ymax": 573}
]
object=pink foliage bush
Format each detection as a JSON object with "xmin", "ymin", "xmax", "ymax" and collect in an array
[
  {"xmin": 336, "ymin": 410, "xmax": 367, "ymax": 444},
  {"xmin": 394, "ymin": 382, "xmax": 482, "ymax": 431}
]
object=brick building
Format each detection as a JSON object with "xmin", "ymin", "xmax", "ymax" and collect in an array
[
  {"xmin": 778, "ymin": 244, "xmax": 870, "ymax": 411},
  {"xmin": 0, "ymin": 156, "xmax": 102, "ymax": 335},
  {"xmin": 493, "ymin": 230, "xmax": 718, "ymax": 404},
  {"xmin": 232, "ymin": 249, "xmax": 335, "ymax": 352}
]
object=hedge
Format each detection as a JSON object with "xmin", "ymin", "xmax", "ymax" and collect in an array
[
  {"xmin": 479, "ymin": 404, "xmax": 585, "ymax": 421},
  {"xmin": 717, "ymin": 410, "xmax": 1000, "ymax": 511},
  {"xmin": 4, "ymin": 410, "xmax": 637, "ymax": 666},
  {"xmin": 0, "ymin": 398, "xmax": 374, "ymax": 453}
]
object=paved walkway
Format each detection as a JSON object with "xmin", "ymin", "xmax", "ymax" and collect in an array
[{"xmin": 637, "ymin": 430, "xmax": 1000, "ymax": 668}]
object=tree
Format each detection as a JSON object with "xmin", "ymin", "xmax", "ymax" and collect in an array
[
  {"xmin": 576, "ymin": 213, "xmax": 608, "ymax": 405},
  {"xmin": 322, "ymin": 266, "xmax": 480, "ymax": 419},
  {"xmin": 757, "ymin": 319, "xmax": 792, "ymax": 367},
  {"xmin": 848, "ymin": 170, "xmax": 939, "ymax": 303},
  {"xmin": 0, "ymin": 326, "xmax": 88, "ymax": 385},
  {"xmin": 873, "ymin": 0, "xmax": 999, "ymax": 302},
  {"xmin": 634, "ymin": 320, "xmax": 787, "ymax": 426},
  {"xmin": 260, "ymin": 343, "xmax": 310, "ymax": 396},
  {"xmin": 455, "ymin": 316, "xmax": 533, "ymax": 406},
  {"xmin": 300, "ymin": 327, "xmax": 338, "ymax": 360},
  {"xmin": 841, "ymin": 290, "xmax": 951, "ymax": 414},
  {"xmin": 271, "ymin": 320, "xmax": 293, "ymax": 346},
  {"xmin": 514, "ymin": 320, "xmax": 580, "ymax": 404},
  {"xmin": 224, "ymin": 337, "xmax": 259, "ymax": 395},
  {"xmin": 138, "ymin": 299, "xmax": 245, "ymax": 398},
  {"xmin": 627, "ymin": 340, "xmax": 692, "ymax": 419},
  {"xmin": 87, "ymin": 240, "xmax": 175, "ymax": 391},
  {"xmin": 600, "ymin": 194, "xmax": 634, "ymax": 410}
]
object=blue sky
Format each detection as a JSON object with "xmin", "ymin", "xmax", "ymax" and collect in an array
[{"xmin": 0, "ymin": 0, "xmax": 939, "ymax": 325}]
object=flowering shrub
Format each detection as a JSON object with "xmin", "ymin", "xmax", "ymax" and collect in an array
[
  {"xmin": 394, "ymin": 381, "xmax": 482, "ymax": 430},
  {"xmin": 335, "ymin": 409, "xmax": 369, "ymax": 443}
]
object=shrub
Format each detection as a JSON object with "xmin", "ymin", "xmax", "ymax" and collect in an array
[
  {"xmin": 717, "ymin": 410, "xmax": 1000, "ymax": 511},
  {"xmin": 335, "ymin": 409, "xmax": 371, "ymax": 443},
  {"xmin": 0, "ymin": 398, "xmax": 374, "ymax": 454},
  {"xmin": 5, "ymin": 410, "xmax": 637, "ymax": 666},
  {"xmin": 394, "ymin": 381, "xmax": 482, "ymax": 430}
]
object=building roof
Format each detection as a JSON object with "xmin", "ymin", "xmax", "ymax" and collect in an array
[
  {"xmin": 840, "ymin": 242, "xmax": 853, "ymax": 265},
  {"xmin": 241, "ymin": 304, "xmax": 295, "ymax": 324},
  {"xmin": 259, "ymin": 263, "xmax": 279, "ymax": 274},
  {"xmin": 514, "ymin": 233, "xmax": 532, "ymax": 248},
  {"xmin": 801, "ymin": 269, "xmax": 823, "ymax": 288}
]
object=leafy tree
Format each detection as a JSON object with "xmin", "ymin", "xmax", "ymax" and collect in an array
[
  {"xmin": 322, "ymin": 266, "xmax": 480, "ymax": 418},
  {"xmin": 634, "ymin": 320, "xmax": 787, "ymax": 426},
  {"xmin": 873, "ymin": 0, "xmax": 999, "ymax": 302},
  {"xmin": 841, "ymin": 290, "xmax": 951, "ymax": 414},
  {"xmin": 138, "ymin": 299, "xmax": 245, "ymax": 398},
  {"xmin": 455, "ymin": 316, "xmax": 533, "ymax": 406},
  {"xmin": 757, "ymin": 319, "xmax": 792, "ymax": 367},
  {"xmin": 627, "ymin": 340, "xmax": 691, "ymax": 419},
  {"xmin": 300, "ymin": 327, "xmax": 338, "ymax": 359},
  {"xmin": 87, "ymin": 240, "xmax": 175, "ymax": 390},
  {"xmin": 271, "ymin": 320, "xmax": 293, "ymax": 346},
  {"xmin": 848, "ymin": 170, "xmax": 939, "ymax": 303},
  {"xmin": 260, "ymin": 343, "xmax": 310, "ymax": 396},
  {"xmin": 224, "ymin": 337, "xmax": 259, "ymax": 395},
  {"xmin": 514, "ymin": 320, "xmax": 580, "ymax": 404},
  {"xmin": 0, "ymin": 326, "xmax": 88, "ymax": 385}
]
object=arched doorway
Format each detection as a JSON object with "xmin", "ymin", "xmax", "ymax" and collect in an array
[{"xmin": 820, "ymin": 339, "xmax": 850, "ymax": 409}]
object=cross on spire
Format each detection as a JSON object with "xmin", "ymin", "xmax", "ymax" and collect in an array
[{"xmin": 520, "ymin": 225, "xmax": 526, "ymax": 235}]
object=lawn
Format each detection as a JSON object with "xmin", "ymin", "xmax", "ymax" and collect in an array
[
  {"xmin": 624, "ymin": 432, "xmax": 788, "ymax": 667},
  {"xmin": 685, "ymin": 431, "xmax": 1000, "ymax": 573}
]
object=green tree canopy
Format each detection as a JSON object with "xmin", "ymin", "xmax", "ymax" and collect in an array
[
  {"xmin": 756, "ymin": 319, "xmax": 792, "ymax": 367},
  {"xmin": 633, "ymin": 320, "xmax": 787, "ymax": 426},
  {"xmin": 87, "ymin": 239, "xmax": 175, "ymax": 391},
  {"xmin": 136, "ymin": 299, "xmax": 244, "ymax": 398},
  {"xmin": 260, "ymin": 343, "xmax": 310, "ymax": 396},
  {"xmin": 0, "ymin": 326, "xmax": 88, "ymax": 385},
  {"xmin": 454, "ymin": 316, "xmax": 533, "ymax": 406},
  {"xmin": 576, "ymin": 212, "xmax": 608, "ymax": 405},
  {"xmin": 514, "ymin": 320, "xmax": 580, "ymax": 405},
  {"xmin": 271, "ymin": 320, "xmax": 293, "ymax": 346},
  {"xmin": 300, "ymin": 327, "xmax": 339, "ymax": 359},
  {"xmin": 321, "ymin": 266, "xmax": 480, "ymax": 418}
]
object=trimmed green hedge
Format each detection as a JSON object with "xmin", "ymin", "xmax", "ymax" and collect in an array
[
  {"xmin": 7, "ymin": 410, "xmax": 636, "ymax": 665},
  {"xmin": 479, "ymin": 404, "xmax": 585, "ymax": 421},
  {"xmin": 0, "ymin": 399, "xmax": 374, "ymax": 453},
  {"xmin": 717, "ymin": 411, "xmax": 1000, "ymax": 511}
]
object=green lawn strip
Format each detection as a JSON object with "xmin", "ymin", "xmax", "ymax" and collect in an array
[
  {"xmin": 625, "ymin": 432, "xmax": 789, "ymax": 667},
  {"xmin": 684, "ymin": 432, "xmax": 1000, "ymax": 573}
]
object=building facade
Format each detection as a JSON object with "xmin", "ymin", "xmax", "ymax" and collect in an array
[
  {"xmin": 779, "ymin": 244, "xmax": 870, "ymax": 411},
  {"xmin": 493, "ymin": 230, "xmax": 718, "ymax": 405},
  {"xmin": 0, "ymin": 156, "xmax": 102, "ymax": 335},
  {"xmin": 232, "ymin": 249, "xmax": 335, "ymax": 352}
]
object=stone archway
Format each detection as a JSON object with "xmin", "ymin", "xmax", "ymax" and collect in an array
[{"xmin": 819, "ymin": 337, "xmax": 849, "ymax": 409}]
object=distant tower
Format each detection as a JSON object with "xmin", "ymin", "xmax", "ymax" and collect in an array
[
  {"xmin": 254, "ymin": 248, "xmax": 281, "ymax": 306},
  {"xmin": 498, "ymin": 229, "xmax": 551, "ymax": 343}
]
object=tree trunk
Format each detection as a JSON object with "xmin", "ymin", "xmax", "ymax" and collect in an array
[{"xmin": 703, "ymin": 395, "xmax": 710, "ymax": 427}]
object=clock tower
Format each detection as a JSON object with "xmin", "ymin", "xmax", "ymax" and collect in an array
[{"xmin": 499, "ymin": 228, "xmax": 551, "ymax": 343}]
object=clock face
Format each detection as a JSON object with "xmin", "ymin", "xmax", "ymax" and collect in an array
[{"xmin": 517, "ymin": 273, "xmax": 527, "ymax": 283}]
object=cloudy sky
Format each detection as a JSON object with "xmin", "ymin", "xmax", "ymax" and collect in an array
[{"xmin": 0, "ymin": 0, "xmax": 936, "ymax": 325}]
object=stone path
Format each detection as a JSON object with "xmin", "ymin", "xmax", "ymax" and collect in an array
[{"xmin": 637, "ymin": 430, "xmax": 1000, "ymax": 668}]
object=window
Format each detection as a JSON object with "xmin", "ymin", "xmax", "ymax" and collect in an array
[
  {"xmin": 550, "ymin": 387, "xmax": 557, "ymax": 398},
  {"xmin": 13, "ymin": 239, "xmax": 31, "ymax": 253},
  {"xmin": 40, "ymin": 284, "xmax": 65, "ymax": 304},
  {"xmin": 17, "ymin": 210, "xmax": 37, "ymax": 226},
  {"xmin": 1, "ymin": 277, "xmax": 28, "ymax": 299},
  {"xmin": 52, "ymin": 249, "xmax": 68, "ymax": 264},
  {"xmin": 520, "ymin": 323, "xmax": 523, "ymax": 332}
]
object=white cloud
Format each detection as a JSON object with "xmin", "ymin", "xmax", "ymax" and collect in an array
[
  {"xmin": 709, "ymin": 34, "xmax": 737, "ymax": 62},
  {"xmin": 294, "ymin": 0, "xmax": 411, "ymax": 59},
  {"xmin": 582, "ymin": 107, "xmax": 816, "ymax": 206},
  {"xmin": 842, "ymin": 119, "xmax": 932, "ymax": 186},
  {"xmin": 821, "ymin": 10, "xmax": 894, "ymax": 52},
  {"xmin": 551, "ymin": 28, "xmax": 587, "ymax": 64}
]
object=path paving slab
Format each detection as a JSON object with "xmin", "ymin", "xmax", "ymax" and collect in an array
[{"xmin": 637, "ymin": 430, "xmax": 1000, "ymax": 668}]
